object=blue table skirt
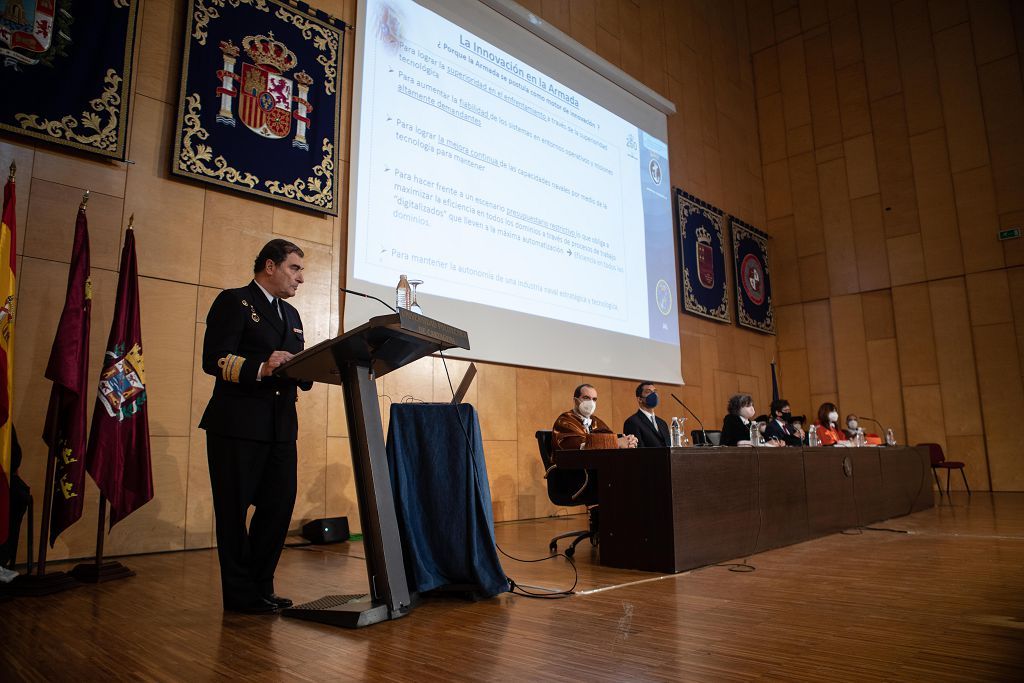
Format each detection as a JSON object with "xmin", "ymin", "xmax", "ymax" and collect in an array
[{"xmin": 386, "ymin": 403, "xmax": 509, "ymax": 598}]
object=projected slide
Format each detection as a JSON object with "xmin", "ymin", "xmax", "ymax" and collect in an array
[{"xmin": 352, "ymin": 0, "xmax": 677, "ymax": 346}]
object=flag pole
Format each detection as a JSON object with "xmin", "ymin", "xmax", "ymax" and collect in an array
[
  {"xmin": 71, "ymin": 213, "xmax": 135, "ymax": 584},
  {"xmin": 35, "ymin": 419, "xmax": 59, "ymax": 576}
]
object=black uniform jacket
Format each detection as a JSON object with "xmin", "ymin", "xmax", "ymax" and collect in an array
[
  {"xmin": 623, "ymin": 410, "xmax": 671, "ymax": 448},
  {"xmin": 200, "ymin": 281, "xmax": 312, "ymax": 443}
]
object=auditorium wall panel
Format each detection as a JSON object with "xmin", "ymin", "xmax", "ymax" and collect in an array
[
  {"xmin": 892, "ymin": 0, "xmax": 943, "ymax": 137},
  {"xmin": 769, "ymin": 216, "xmax": 801, "ymax": 305},
  {"xmin": 829, "ymin": 294, "xmax": 873, "ymax": 420},
  {"xmin": 972, "ymin": 322, "xmax": 1024, "ymax": 491},
  {"xmin": 138, "ymin": 277, "xmax": 197, "ymax": 437},
  {"xmin": 865, "ymin": 337, "xmax": 905, "ymax": 443},
  {"xmin": 908, "ymin": 129, "xmax": 964, "ymax": 280},
  {"xmin": 849, "ymin": 194, "xmax": 890, "ymax": 291},
  {"xmin": 752, "ymin": 0, "xmax": 1024, "ymax": 491},
  {"xmin": 135, "ymin": 0, "xmax": 186, "ymax": 105},
  {"xmin": 952, "ymin": 165, "xmax": 1004, "ymax": 273},
  {"xmin": 24, "ymin": 181, "xmax": 124, "ymax": 270},
  {"xmin": 927, "ymin": 278, "xmax": 982, "ymax": 438},
  {"xmin": 126, "ymin": 96, "xmax": 205, "ymax": 284}
]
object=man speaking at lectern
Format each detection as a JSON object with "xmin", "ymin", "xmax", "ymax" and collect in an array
[{"xmin": 200, "ymin": 239, "xmax": 313, "ymax": 614}]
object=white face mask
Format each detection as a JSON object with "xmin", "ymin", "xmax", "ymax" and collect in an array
[
  {"xmin": 740, "ymin": 405, "xmax": 756, "ymax": 420},
  {"xmin": 577, "ymin": 398, "xmax": 596, "ymax": 418},
  {"xmin": 828, "ymin": 411, "xmax": 839, "ymax": 424},
  {"xmin": 847, "ymin": 419, "xmax": 859, "ymax": 430}
]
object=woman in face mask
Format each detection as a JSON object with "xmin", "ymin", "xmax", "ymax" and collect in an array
[
  {"xmin": 845, "ymin": 414, "xmax": 882, "ymax": 445},
  {"xmin": 814, "ymin": 402, "xmax": 848, "ymax": 446},
  {"xmin": 720, "ymin": 393, "xmax": 757, "ymax": 447}
]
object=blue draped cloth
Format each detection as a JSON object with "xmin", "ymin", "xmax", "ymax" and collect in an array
[{"xmin": 386, "ymin": 403, "xmax": 508, "ymax": 597}]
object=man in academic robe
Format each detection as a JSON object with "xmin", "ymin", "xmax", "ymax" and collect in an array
[
  {"xmin": 200, "ymin": 239, "xmax": 313, "ymax": 614},
  {"xmin": 552, "ymin": 383, "xmax": 637, "ymax": 451},
  {"xmin": 623, "ymin": 381, "xmax": 671, "ymax": 448}
]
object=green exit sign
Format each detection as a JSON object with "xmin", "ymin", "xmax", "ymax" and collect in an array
[{"xmin": 999, "ymin": 228, "xmax": 1021, "ymax": 241}]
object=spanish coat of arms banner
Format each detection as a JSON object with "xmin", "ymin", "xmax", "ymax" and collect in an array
[
  {"xmin": 676, "ymin": 188, "xmax": 728, "ymax": 323},
  {"xmin": 0, "ymin": 0, "xmax": 140, "ymax": 160},
  {"xmin": 731, "ymin": 217, "xmax": 775, "ymax": 335},
  {"xmin": 172, "ymin": 0, "xmax": 345, "ymax": 214}
]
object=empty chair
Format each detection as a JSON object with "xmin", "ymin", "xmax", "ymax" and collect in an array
[
  {"xmin": 918, "ymin": 442, "xmax": 970, "ymax": 496},
  {"xmin": 691, "ymin": 429, "xmax": 722, "ymax": 446},
  {"xmin": 535, "ymin": 430, "xmax": 598, "ymax": 558}
]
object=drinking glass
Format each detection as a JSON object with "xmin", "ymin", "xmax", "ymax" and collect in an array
[{"xmin": 408, "ymin": 279, "xmax": 423, "ymax": 314}]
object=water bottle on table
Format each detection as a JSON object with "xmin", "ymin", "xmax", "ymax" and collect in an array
[{"xmin": 671, "ymin": 417, "xmax": 681, "ymax": 447}]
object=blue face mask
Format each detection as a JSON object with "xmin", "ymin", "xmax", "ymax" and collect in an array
[{"xmin": 644, "ymin": 392, "xmax": 659, "ymax": 409}]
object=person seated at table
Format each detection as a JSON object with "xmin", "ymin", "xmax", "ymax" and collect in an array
[
  {"xmin": 764, "ymin": 399, "xmax": 805, "ymax": 446},
  {"xmin": 623, "ymin": 381, "xmax": 671, "ymax": 448},
  {"xmin": 552, "ymin": 383, "xmax": 638, "ymax": 451},
  {"xmin": 844, "ymin": 414, "xmax": 882, "ymax": 445},
  {"xmin": 814, "ymin": 402, "xmax": 848, "ymax": 445},
  {"xmin": 720, "ymin": 393, "xmax": 757, "ymax": 446}
]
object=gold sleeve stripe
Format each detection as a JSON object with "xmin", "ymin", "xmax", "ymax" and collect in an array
[{"xmin": 217, "ymin": 354, "xmax": 246, "ymax": 383}]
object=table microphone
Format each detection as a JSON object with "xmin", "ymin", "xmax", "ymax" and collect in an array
[
  {"xmin": 671, "ymin": 393, "xmax": 711, "ymax": 447},
  {"xmin": 857, "ymin": 415, "xmax": 888, "ymax": 443},
  {"xmin": 340, "ymin": 286, "xmax": 397, "ymax": 312}
]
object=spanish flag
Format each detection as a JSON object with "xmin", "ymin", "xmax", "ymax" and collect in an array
[{"xmin": 0, "ymin": 164, "xmax": 17, "ymax": 544}]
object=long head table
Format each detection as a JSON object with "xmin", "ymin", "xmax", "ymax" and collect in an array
[{"xmin": 552, "ymin": 446, "xmax": 933, "ymax": 573}]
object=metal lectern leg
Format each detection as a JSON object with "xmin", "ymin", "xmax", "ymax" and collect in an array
[{"xmin": 282, "ymin": 364, "xmax": 412, "ymax": 628}]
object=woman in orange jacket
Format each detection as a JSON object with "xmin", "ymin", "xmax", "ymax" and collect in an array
[{"xmin": 814, "ymin": 402, "xmax": 848, "ymax": 446}]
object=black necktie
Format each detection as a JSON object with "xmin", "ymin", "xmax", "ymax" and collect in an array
[{"xmin": 273, "ymin": 298, "xmax": 282, "ymax": 319}]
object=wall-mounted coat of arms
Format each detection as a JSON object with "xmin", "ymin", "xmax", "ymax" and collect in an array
[
  {"xmin": 731, "ymin": 217, "xmax": 775, "ymax": 334},
  {"xmin": 676, "ymin": 189, "xmax": 729, "ymax": 323},
  {"xmin": 172, "ymin": 0, "xmax": 346, "ymax": 214},
  {"xmin": 0, "ymin": 0, "xmax": 140, "ymax": 159}
]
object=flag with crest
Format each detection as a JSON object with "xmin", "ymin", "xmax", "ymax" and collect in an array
[{"xmin": 86, "ymin": 226, "xmax": 152, "ymax": 527}]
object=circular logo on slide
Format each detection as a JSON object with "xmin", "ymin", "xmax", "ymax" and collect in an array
[
  {"xmin": 655, "ymin": 279, "xmax": 672, "ymax": 315},
  {"xmin": 649, "ymin": 158, "xmax": 662, "ymax": 185}
]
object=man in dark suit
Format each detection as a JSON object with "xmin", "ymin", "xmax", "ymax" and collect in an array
[
  {"xmin": 623, "ymin": 381, "xmax": 671, "ymax": 448},
  {"xmin": 200, "ymin": 239, "xmax": 313, "ymax": 614},
  {"xmin": 763, "ymin": 398, "xmax": 805, "ymax": 447}
]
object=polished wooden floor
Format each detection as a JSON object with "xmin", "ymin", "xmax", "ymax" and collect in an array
[{"xmin": 2, "ymin": 492, "xmax": 1023, "ymax": 681}]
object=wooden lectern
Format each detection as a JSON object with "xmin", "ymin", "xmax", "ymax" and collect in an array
[{"xmin": 274, "ymin": 309, "xmax": 469, "ymax": 628}]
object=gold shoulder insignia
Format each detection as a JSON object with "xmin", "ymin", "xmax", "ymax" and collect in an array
[{"xmin": 217, "ymin": 354, "xmax": 245, "ymax": 382}]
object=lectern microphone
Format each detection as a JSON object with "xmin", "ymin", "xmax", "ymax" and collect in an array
[
  {"xmin": 671, "ymin": 393, "xmax": 711, "ymax": 447},
  {"xmin": 340, "ymin": 286, "xmax": 397, "ymax": 312}
]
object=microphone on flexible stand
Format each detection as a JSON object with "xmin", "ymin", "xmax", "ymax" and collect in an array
[
  {"xmin": 340, "ymin": 286, "xmax": 397, "ymax": 313},
  {"xmin": 857, "ymin": 415, "xmax": 888, "ymax": 444},
  {"xmin": 671, "ymin": 393, "xmax": 711, "ymax": 447}
]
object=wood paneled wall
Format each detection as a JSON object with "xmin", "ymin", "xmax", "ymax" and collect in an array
[
  {"xmin": 4, "ymin": 0, "xmax": 776, "ymax": 563},
  {"xmin": 753, "ymin": 0, "xmax": 1024, "ymax": 491}
]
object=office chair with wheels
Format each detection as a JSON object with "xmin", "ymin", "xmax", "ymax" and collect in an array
[
  {"xmin": 918, "ymin": 442, "xmax": 970, "ymax": 496},
  {"xmin": 535, "ymin": 430, "xmax": 599, "ymax": 558}
]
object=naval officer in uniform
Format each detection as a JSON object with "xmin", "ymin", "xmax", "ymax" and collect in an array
[{"xmin": 200, "ymin": 239, "xmax": 313, "ymax": 613}]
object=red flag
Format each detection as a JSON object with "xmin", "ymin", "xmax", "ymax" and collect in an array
[
  {"xmin": 43, "ymin": 200, "xmax": 91, "ymax": 545},
  {"xmin": 86, "ymin": 227, "xmax": 152, "ymax": 527},
  {"xmin": 0, "ymin": 167, "xmax": 18, "ymax": 544}
]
